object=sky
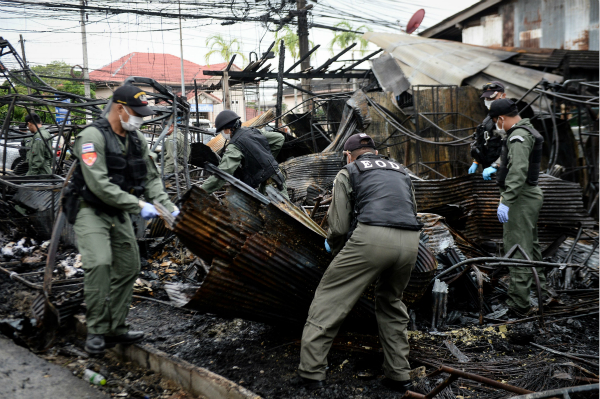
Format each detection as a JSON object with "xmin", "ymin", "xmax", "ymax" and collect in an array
[{"xmin": 1, "ymin": 0, "xmax": 479, "ymax": 76}]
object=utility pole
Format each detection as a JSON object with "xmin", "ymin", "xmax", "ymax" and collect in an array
[
  {"xmin": 178, "ymin": 0, "xmax": 186, "ymax": 101},
  {"xmin": 296, "ymin": 0, "xmax": 311, "ymax": 112},
  {"xmin": 18, "ymin": 35, "xmax": 31, "ymax": 95},
  {"xmin": 79, "ymin": 0, "xmax": 91, "ymax": 101},
  {"xmin": 222, "ymin": 71, "xmax": 231, "ymax": 110}
]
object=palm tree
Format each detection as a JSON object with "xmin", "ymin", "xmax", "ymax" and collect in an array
[
  {"xmin": 329, "ymin": 21, "xmax": 372, "ymax": 56},
  {"xmin": 273, "ymin": 25, "xmax": 315, "ymax": 61},
  {"xmin": 204, "ymin": 34, "xmax": 247, "ymax": 65}
]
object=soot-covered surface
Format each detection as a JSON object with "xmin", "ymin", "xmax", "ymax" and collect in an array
[{"xmin": 127, "ymin": 300, "xmax": 600, "ymax": 399}]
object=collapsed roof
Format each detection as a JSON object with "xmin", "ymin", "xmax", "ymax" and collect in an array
[{"xmin": 364, "ymin": 32, "xmax": 563, "ymax": 101}]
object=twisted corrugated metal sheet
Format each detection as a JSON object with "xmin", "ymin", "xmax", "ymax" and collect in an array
[
  {"xmin": 170, "ymin": 183, "xmax": 437, "ymax": 330},
  {"xmin": 280, "ymin": 152, "xmax": 343, "ymax": 203},
  {"xmin": 412, "ymin": 174, "xmax": 595, "ymax": 245},
  {"xmin": 281, "ymin": 151, "xmax": 594, "ymax": 245}
]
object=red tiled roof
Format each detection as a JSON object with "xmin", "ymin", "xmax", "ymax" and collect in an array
[
  {"xmin": 185, "ymin": 90, "xmax": 222, "ymax": 103},
  {"xmin": 89, "ymin": 52, "xmax": 231, "ymax": 84}
]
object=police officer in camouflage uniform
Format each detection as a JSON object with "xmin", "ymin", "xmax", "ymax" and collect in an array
[
  {"xmin": 201, "ymin": 110, "xmax": 288, "ymax": 198},
  {"xmin": 490, "ymin": 99, "xmax": 547, "ymax": 315},
  {"xmin": 469, "ymin": 82, "xmax": 507, "ymax": 180},
  {"xmin": 296, "ymin": 133, "xmax": 422, "ymax": 393},
  {"xmin": 163, "ymin": 121, "xmax": 190, "ymax": 174},
  {"xmin": 70, "ymin": 85, "xmax": 178, "ymax": 354},
  {"xmin": 24, "ymin": 113, "xmax": 53, "ymax": 176}
]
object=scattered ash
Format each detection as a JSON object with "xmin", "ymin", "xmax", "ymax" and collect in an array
[
  {"xmin": 127, "ymin": 301, "xmax": 406, "ymax": 399},
  {"xmin": 126, "ymin": 299, "xmax": 600, "ymax": 399},
  {"xmin": 1, "ymin": 234, "xmax": 598, "ymax": 399}
]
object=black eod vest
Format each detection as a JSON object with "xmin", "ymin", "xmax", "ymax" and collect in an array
[
  {"xmin": 497, "ymin": 124, "xmax": 543, "ymax": 189},
  {"xmin": 345, "ymin": 153, "xmax": 423, "ymax": 237},
  {"xmin": 229, "ymin": 127, "xmax": 280, "ymax": 189},
  {"xmin": 470, "ymin": 115, "xmax": 503, "ymax": 168},
  {"xmin": 72, "ymin": 118, "xmax": 148, "ymax": 218}
]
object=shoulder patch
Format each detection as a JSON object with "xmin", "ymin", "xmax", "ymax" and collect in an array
[
  {"xmin": 82, "ymin": 143, "xmax": 95, "ymax": 153},
  {"xmin": 509, "ymin": 135, "xmax": 525, "ymax": 142},
  {"xmin": 82, "ymin": 152, "xmax": 97, "ymax": 166},
  {"xmin": 34, "ymin": 138, "xmax": 42, "ymax": 141}
]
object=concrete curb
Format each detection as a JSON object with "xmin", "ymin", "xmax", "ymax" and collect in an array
[{"xmin": 75, "ymin": 315, "xmax": 261, "ymax": 399}]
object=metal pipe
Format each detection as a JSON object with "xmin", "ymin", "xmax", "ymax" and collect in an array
[
  {"xmin": 194, "ymin": 79, "xmax": 201, "ymax": 143},
  {"xmin": 310, "ymin": 195, "xmax": 323, "ymax": 219},
  {"xmin": 172, "ymin": 97, "xmax": 181, "ymax": 199},
  {"xmin": 433, "ymin": 257, "xmax": 587, "ymax": 283},
  {"xmin": 0, "ymin": 266, "xmax": 42, "ymax": 290},
  {"xmin": 510, "ymin": 384, "xmax": 599, "ymax": 399},
  {"xmin": 275, "ymin": 40, "xmax": 285, "ymax": 129},
  {"xmin": 424, "ymin": 374, "xmax": 458, "ymax": 398},
  {"xmin": 1, "ymin": 96, "xmax": 17, "ymax": 175},
  {"xmin": 433, "ymin": 366, "xmax": 533, "ymax": 395},
  {"xmin": 284, "ymin": 45, "xmax": 320, "ymax": 74},
  {"xmin": 530, "ymin": 343, "xmax": 599, "ymax": 368}
]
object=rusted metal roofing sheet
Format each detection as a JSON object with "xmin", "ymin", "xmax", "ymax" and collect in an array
[
  {"xmin": 364, "ymin": 33, "xmax": 563, "ymax": 99},
  {"xmin": 282, "ymin": 153, "xmax": 594, "ymax": 246},
  {"xmin": 514, "ymin": 50, "xmax": 600, "ymax": 70},
  {"xmin": 412, "ymin": 174, "xmax": 596, "ymax": 246},
  {"xmin": 169, "ymin": 180, "xmax": 438, "ymax": 329},
  {"xmin": 280, "ymin": 152, "xmax": 343, "ymax": 203},
  {"xmin": 363, "ymin": 32, "xmax": 515, "ymax": 86}
]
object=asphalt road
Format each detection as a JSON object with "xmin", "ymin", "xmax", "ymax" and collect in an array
[{"xmin": 0, "ymin": 335, "xmax": 108, "ymax": 399}]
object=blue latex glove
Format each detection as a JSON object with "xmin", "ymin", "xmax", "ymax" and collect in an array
[
  {"xmin": 172, "ymin": 209, "xmax": 180, "ymax": 218},
  {"xmin": 482, "ymin": 166, "xmax": 497, "ymax": 180},
  {"xmin": 324, "ymin": 239, "xmax": 331, "ymax": 253},
  {"xmin": 140, "ymin": 203, "xmax": 159, "ymax": 220},
  {"xmin": 497, "ymin": 203, "xmax": 509, "ymax": 223},
  {"xmin": 468, "ymin": 162, "xmax": 478, "ymax": 174}
]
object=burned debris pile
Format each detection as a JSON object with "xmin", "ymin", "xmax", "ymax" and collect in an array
[
  {"xmin": 0, "ymin": 32, "xmax": 598, "ymax": 399},
  {"xmin": 165, "ymin": 179, "xmax": 438, "ymax": 328}
]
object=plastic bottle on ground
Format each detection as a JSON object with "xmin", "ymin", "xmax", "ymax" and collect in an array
[{"xmin": 83, "ymin": 369, "xmax": 106, "ymax": 385}]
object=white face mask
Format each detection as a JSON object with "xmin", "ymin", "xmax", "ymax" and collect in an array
[
  {"xmin": 119, "ymin": 106, "xmax": 144, "ymax": 131},
  {"xmin": 484, "ymin": 99, "xmax": 494, "ymax": 109},
  {"xmin": 495, "ymin": 117, "xmax": 505, "ymax": 134},
  {"xmin": 222, "ymin": 132, "xmax": 230, "ymax": 140}
]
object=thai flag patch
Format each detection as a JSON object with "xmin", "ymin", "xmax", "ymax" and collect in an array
[{"xmin": 82, "ymin": 143, "xmax": 95, "ymax": 153}]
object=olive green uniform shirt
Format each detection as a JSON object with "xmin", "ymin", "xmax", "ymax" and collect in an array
[
  {"xmin": 326, "ymin": 167, "xmax": 418, "ymax": 257},
  {"xmin": 73, "ymin": 125, "xmax": 175, "ymax": 214},
  {"xmin": 201, "ymin": 129, "xmax": 285, "ymax": 193},
  {"xmin": 499, "ymin": 118, "xmax": 541, "ymax": 207},
  {"xmin": 26, "ymin": 127, "xmax": 53, "ymax": 176},
  {"xmin": 163, "ymin": 130, "xmax": 190, "ymax": 174}
]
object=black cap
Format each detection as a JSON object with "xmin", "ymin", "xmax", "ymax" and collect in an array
[
  {"xmin": 480, "ymin": 81, "xmax": 505, "ymax": 99},
  {"xmin": 489, "ymin": 99, "xmax": 518, "ymax": 118},
  {"xmin": 113, "ymin": 85, "xmax": 155, "ymax": 116},
  {"xmin": 24, "ymin": 113, "xmax": 41, "ymax": 125},
  {"xmin": 344, "ymin": 133, "xmax": 376, "ymax": 152}
]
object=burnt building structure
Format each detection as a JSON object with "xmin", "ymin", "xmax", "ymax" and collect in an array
[{"xmin": 420, "ymin": 0, "xmax": 599, "ymax": 80}]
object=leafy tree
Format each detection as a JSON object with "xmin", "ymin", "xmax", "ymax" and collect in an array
[
  {"xmin": 204, "ymin": 34, "xmax": 247, "ymax": 66},
  {"xmin": 0, "ymin": 61, "xmax": 95, "ymax": 125},
  {"xmin": 329, "ymin": 21, "xmax": 372, "ymax": 55}
]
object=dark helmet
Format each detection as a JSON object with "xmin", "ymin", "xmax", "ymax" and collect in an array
[{"xmin": 215, "ymin": 110, "xmax": 241, "ymax": 132}]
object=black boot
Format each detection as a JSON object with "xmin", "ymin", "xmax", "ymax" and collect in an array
[
  {"xmin": 506, "ymin": 305, "xmax": 530, "ymax": 319},
  {"xmin": 290, "ymin": 376, "xmax": 325, "ymax": 390},
  {"xmin": 85, "ymin": 334, "xmax": 106, "ymax": 355},
  {"xmin": 382, "ymin": 378, "xmax": 413, "ymax": 394},
  {"xmin": 105, "ymin": 331, "xmax": 145, "ymax": 347}
]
